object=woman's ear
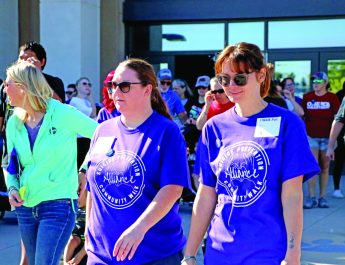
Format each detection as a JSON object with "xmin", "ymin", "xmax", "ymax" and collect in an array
[
  {"xmin": 144, "ymin": 84, "xmax": 153, "ymax": 96},
  {"xmin": 257, "ymin": 68, "xmax": 267, "ymax": 83}
]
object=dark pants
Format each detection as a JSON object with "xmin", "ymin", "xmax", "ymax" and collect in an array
[
  {"xmin": 333, "ymin": 138, "xmax": 345, "ymax": 190},
  {"xmin": 77, "ymin": 138, "xmax": 91, "ymax": 169}
]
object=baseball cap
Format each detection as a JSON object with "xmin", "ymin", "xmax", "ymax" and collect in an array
[
  {"xmin": 158, "ymin": 69, "xmax": 172, "ymax": 80},
  {"xmin": 195, "ymin": 75, "xmax": 211, "ymax": 87},
  {"xmin": 312, "ymin": 71, "xmax": 328, "ymax": 82}
]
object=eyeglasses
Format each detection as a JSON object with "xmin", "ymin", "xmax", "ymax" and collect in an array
[
  {"xmin": 65, "ymin": 91, "xmax": 75, "ymax": 95},
  {"xmin": 197, "ymin": 86, "xmax": 208, "ymax": 90},
  {"xmin": 211, "ymin": 88, "xmax": 225, "ymax": 94},
  {"xmin": 312, "ymin": 79, "xmax": 326, "ymax": 84},
  {"xmin": 285, "ymin": 83, "xmax": 295, "ymax": 87},
  {"xmin": 160, "ymin": 81, "xmax": 171, "ymax": 86},
  {"xmin": 106, "ymin": 81, "xmax": 144, "ymax": 94},
  {"xmin": 216, "ymin": 73, "xmax": 250, "ymax": 87},
  {"xmin": 82, "ymin": 82, "xmax": 92, "ymax": 87}
]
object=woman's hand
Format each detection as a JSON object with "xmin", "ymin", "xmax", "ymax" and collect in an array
[
  {"xmin": 181, "ymin": 260, "xmax": 197, "ymax": 265},
  {"xmin": 113, "ymin": 224, "xmax": 146, "ymax": 261},
  {"xmin": 8, "ymin": 189, "xmax": 24, "ymax": 207}
]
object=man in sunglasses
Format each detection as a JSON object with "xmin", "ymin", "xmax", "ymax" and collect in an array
[
  {"xmin": 17, "ymin": 41, "xmax": 65, "ymax": 103},
  {"xmin": 65, "ymin": 84, "xmax": 77, "ymax": 104},
  {"xmin": 157, "ymin": 68, "xmax": 187, "ymax": 126},
  {"xmin": 196, "ymin": 77, "xmax": 234, "ymax": 130}
]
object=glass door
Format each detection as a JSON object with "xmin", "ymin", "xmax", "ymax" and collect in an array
[
  {"xmin": 268, "ymin": 51, "xmax": 319, "ymax": 98},
  {"xmin": 320, "ymin": 51, "xmax": 345, "ymax": 93}
]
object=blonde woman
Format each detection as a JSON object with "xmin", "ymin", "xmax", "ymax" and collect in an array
[{"xmin": 4, "ymin": 61, "xmax": 97, "ymax": 265}]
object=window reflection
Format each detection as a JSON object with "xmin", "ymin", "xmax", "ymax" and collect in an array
[
  {"xmin": 228, "ymin": 22, "xmax": 264, "ymax": 50},
  {"xmin": 162, "ymin": 23, "xmax": 224, "ymax": 51},
  {"xmin": 269, "ymin": 19, "xmax": 345, "ymax": 49}
]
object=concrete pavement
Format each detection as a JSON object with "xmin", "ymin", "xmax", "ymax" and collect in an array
[{"xmin": 0, "ymin": 177, "xmax": 344, "ymax": 265}]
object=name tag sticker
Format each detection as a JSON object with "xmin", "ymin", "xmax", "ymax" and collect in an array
[
  {"xmin": 254, "ymin": 117, "xmax": 281, "ymax": 138},
  {"xmin": 92, "ymin": 137, "xmax": 114, "ymax": 154}
]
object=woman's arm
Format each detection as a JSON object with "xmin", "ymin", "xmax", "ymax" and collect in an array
[
  {"xmin": 182, "ymin": 184, "xmax": 217, "ymax": 265},
  {"xmin": 113, "ymin": 184, "xmax": 183, "ymax": 261},
  {"xmin": 281, "ymin": 176, "xmax": 303, "ymax": 265},
  {"xmin": 326, "ymin": 120, "xmax": 344, "ymax": 160},
  {"xmin": 84, "ymin": 191, "xmax": 92, "ymax": 248}
]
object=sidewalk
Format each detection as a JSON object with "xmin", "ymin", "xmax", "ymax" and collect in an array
[{"xmin": 1, "ymin": 177, "xmax": 344, "ymax": 265}]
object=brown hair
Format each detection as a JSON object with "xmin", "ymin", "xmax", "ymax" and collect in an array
[
  {"xmin": 215, "ymin": 42, "xmax": 271, "ymax": 97},
  {"xmin": 120, "ymin": 58, "xmax": 172, "ymax": 120}
]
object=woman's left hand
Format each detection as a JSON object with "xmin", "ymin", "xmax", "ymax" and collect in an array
[{"xmin": 113, "ymin": 224, "xmax": 146, "ymax": 261}]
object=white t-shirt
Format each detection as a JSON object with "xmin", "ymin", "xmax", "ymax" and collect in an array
[{"xmin": 69, "ymin": 97, "xmax": 92, "ymax": 117}]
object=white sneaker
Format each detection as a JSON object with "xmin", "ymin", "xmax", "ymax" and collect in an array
[{"xmin": 332, "ymin": 190, "xmax": 344, "ymax": 199}]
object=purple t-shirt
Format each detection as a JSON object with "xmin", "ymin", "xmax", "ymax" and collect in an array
[
  {"xmin": 97, "ymin": 107, "xmax": 121, "ymax": 124},
  {"xmin": 200, "ymin": 103, "xmax": 320, "ymax": 265},
  {"xmin": 86, "ymin": 111, "xmax": 190, "ymax": 265}
]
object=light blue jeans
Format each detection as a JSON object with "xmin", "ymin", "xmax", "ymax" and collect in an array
[{"xmin": 16, "ymin": 199, "xmax": 77, "ymax": 265}]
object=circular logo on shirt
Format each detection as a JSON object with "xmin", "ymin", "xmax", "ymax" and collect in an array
[
  {"xmin": 217, "ymin": 141, "xmax": 269, "ymax": 207},
  {"xmin": 94, "ymin": 151, "xmax": 145, "ymax": 209}
]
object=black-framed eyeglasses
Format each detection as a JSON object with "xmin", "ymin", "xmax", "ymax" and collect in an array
[
  {"xmin": 211, "ymin": 88, "xmax": 225, "ymax": 94},
  {"xmin": 82, "ymin": 82, "xmax": 92, "ymax": 87},
  {"xmin": 160, "ymin": 80, "xmax": 171, "ymax": 86},
  {"xmin": 106, "ymin": 81, "xmax": 144, "ymax": 94},
  {"xmin": 216, "ymin": 73, "xmax": 250, "ymax": 87}
]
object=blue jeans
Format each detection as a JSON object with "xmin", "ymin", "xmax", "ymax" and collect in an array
[{"xmin": 16, "ymin": 199, "xmax": 77, "ymax": 265}]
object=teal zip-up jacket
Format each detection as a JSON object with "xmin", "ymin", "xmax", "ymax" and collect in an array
[{"xmin": 5, "ymin": 99, "xmax": 98, "ymax": 207}]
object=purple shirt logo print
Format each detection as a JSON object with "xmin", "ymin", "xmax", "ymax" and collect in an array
[
  {"xmin": 93, "ymin": 150, "xmax": 145, "ymax": 209},
  {"xmin": 217, "ymin": 141, "xmax": 270, "ymax": 207}
]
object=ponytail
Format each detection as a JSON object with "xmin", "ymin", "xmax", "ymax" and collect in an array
[{"xmin": 150, "ymin": 88, "xmax": 172, "ymax": 120}]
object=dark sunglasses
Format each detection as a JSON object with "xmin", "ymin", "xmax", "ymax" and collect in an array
[
  {"xmin": 211, "ymin": 88, "xmax": 225, "ymax": 94},
  {"xmin": 216, "ymin": 73, "xmax": 249, "ymax": 87},
  {"xmin": 106, "ymin": 81, "xmax": 143, "ymax": 93},
  {"xmin": 82, "ymin": 82, "xmax": 92, "ymax": 87},
  {"xmin": 65, "ymin": 91, "xmax": 75, "ymax": 95},
  {"xmin": 197, "ymin": 86, "xmax": 208, "ymax": 90},
  {"xmin": 160, "ymin": 81, "xmax": 172, "ymax": 86}
]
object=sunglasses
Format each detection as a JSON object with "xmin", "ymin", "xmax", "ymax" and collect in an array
[
  {"xmin": 82, "ymin": 82, "xmax": 92, "ymax": 87},
  {"xmin": 211, "ymin": 88, "xmax": 225, "ymax": 94},
  {"xmin": 106, "ymin": 81, "xmax": 143, "ymax": 94},
  {"xmin": 65, "ymin": 91, "xmax": 75, "ymax": 95},
  {"xmin": 312, "ymin": 79, "xmax": 326, "ymax": 84},
  {"xmin": 160, "ymin": 81, "xmax": 172, "ymax": 86},
  {"xmin": 216, "ymin": 73, "xmax": 250, "ymax": 87},
  {"xmin": 197, "ymin": 86, "xmax": 208, "ymax": 90}
]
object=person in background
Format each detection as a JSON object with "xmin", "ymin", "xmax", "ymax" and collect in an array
[
  {"xmin": 182, "ymin": 42, "xmax": 319, "ymax": 265},
  {"xmin": 97, "ymin": 70, "xmax": 121, "ymax": 123},
  {"xmin": 69, "ymin": 77, "xmax": 97, "ymax": 168},
  {"xmin": 157, "ymin": 69, "xmax": 188, "ymax": 126},
  {"xmin": 302, "ymin": 72, "xmax": 340, "ymax": 209},
  {"xmin": 172, "ymin": 79, "xmax": 194, "ymax": 107},
  {"xmin": 18, "ymin": 41, "xmax": 65, "ymax": 103},
  {"xmin": 196, "ymin": 77, "xmax": 234, "ymax": 130},
  {"xmin": 281, "ymin": 77, "xmax": 304, "ymax": 116},
  {"xmin": 63, "ymin": 190, "xmax": 88, "ymax": 265},
  {"xmin": 85, "ymin": 58, "xmax": 190, "ymax": 265},
  {"xmin": 183, "ymin": 76, "xmax": 210, "ymax": 155},
  {"xmin": 4, "ymin": 61, "xmax": 97, "ymax": 265},
  {"xmin": 264, "ymin": 79, "xmax": 288, "ymax": 109},
  {"xmin": 65, "ymin": 84, "xmax": 77, "ymax": 104},
  {"xmin": 326, "ymin": 81, "xmax": 345, "ymax": 199}
]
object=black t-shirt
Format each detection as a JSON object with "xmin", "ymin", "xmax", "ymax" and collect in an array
[{"xmin": 43, "ymin": 73, "xmax": 65, "ymax": 103}]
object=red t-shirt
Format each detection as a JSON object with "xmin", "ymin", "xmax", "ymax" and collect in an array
[
  {"xmin": 207, "ymin": 101, "xmax": 235, "ymax": 120},
  {"xmin": 302, "ymin": 91, "xmax": 340, "ymax": 138}
]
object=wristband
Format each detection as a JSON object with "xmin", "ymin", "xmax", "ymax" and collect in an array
[
  {"xmin": 7, "ymin": 186, "xmax": 18, "ymax": 196},
  {"xmin": 181, "ymin": 256, "xmax": 196, "ymax": 263}
]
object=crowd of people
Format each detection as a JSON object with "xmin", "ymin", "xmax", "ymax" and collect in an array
[{"xmin": 0, "ymin": 40, "xmax": 344, "ymax": 265}]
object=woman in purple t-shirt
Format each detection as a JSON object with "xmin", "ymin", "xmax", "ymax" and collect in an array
[
  {"xmin": 182, "ymin": 43, "xmax": 319, "ymax": 265},
  {"xmin": 85, "ymin": 58, "xmax": 190, "ymax": 265}
]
